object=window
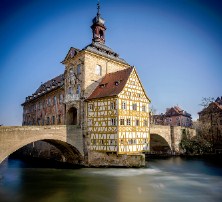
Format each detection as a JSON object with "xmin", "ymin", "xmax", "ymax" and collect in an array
[
  {"xmin": 68, "ymin": 87, "xmax": 73, "ymax": 94},
  {"xmin": 122, "ymin": 101, "xmax": 126, "ymax": 110},
  {"xmin": 95, "ymin": 65, "xmax": 102, "ymax": 76},
  {"xmin": 135, "ymin": 119, "xmax": 140, "ymax": 126},
  {"xmin": 48, "ymin": 98, "xmax": 51, "ymax": 106},
  {"xmin": 110, "ymin": 140, "xmax": 116, "ymax": 146},
  {"xmin": 89, "ymin": 104, "xmax": 94, "ymax": 111},
  {"xmin": 92, "ymin": 139, "xmax": 96, "ymax": 145},
  {"xmin": 53, "ymin": 96, "xmax": 57, "ymax": 105},
  {"xmin": 142, "ymin": 105, "xmax": 146, "ymax": 112},
  {"xmin": 58, "ymin": 114, "xmax": 61, "ymax": 124},
  {"xmin": 59, "ymin": 94, "xmax": 63, "ymax": 103},
  {"xmin": 69, "ymin": 68, "xmax": 74, "ymax": 77},
  {"xmin": 111, "ymin": 101, "xmax": 116, "ymax": 110},
  {"xmin": 120, "ymin": 119, "xmax": 125, "ymax": 125},
  {"xmin": 144, "ymin": 120, "xmax": 148, "ymax": 126},
  {"xmin": 111, "ymin": 118, "xmax": 116, "ymax": 126},
  {"xmin": 132, "ymin": 103, "xmax": 137, "ymax": 110},
  {"xmin": 76, "ymin": 84, "xmax": 81, "ymax": 95},
  {"xmin": 126, "ymin": 118, "xmax": 131, "ymax": 125},
  {"xmin": 46, "ymin": 117, "xmax": 50, "ymax": 125},
  {"xmin": 52, "ymin": 116, "xmax": 55, "ymax": 124},
  {"xmin": 77, "ymin": 64, "xmax": 81, "ymax": 75}
]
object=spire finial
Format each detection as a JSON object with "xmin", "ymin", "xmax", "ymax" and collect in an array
[{"xmin": 97, "ymin": 0, "xmax": 100, "ymax": 17}]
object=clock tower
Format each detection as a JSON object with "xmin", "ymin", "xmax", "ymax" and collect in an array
[{"xmin": 91, "ymin": 1, "xmax": 106, "ymax": 44}]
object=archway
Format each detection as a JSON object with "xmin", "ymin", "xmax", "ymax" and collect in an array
[
  {"xmin": 7, "ymin": 139, "xmax": 83, "ymax": 165},
  {"xmin": 150, "ymin": 133, "xmax": 171, "ymax": 153},
  {"xmin": 67, "ymin": 107, "xmax": 77, "ymax": 125}
]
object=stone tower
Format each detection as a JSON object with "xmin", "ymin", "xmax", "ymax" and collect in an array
[
  {"xmin": 62, "ymin": 3, "xmax": 130, "ymax": 128},
  {"xmin": 91, "ymin": 1, "xmax": 106, "ymax": 44}
]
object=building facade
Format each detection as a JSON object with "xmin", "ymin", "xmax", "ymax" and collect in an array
[
  {"xmin": 198, "ymin": 97, "xmax": 222, "ymax": 150},
  {"xmin": 21, "ymin": 4, "xmax": 151, "ymax": 166},
  {"xmin": 152, "ymin": 106, "xmax": 192, "ymax": 127},
  {"xmin": 22, "ymin": 74, "xmax": 65, "ymax": 126}
]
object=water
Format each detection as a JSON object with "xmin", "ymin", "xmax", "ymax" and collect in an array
[{"xmin": 0, "ymin": 157, "xmax": 222, "ymax": 202}]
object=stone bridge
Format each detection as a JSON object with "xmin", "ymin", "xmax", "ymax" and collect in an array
[
  {"xmin": 150, "ymin": 125, "xmax": 196, "ymax": 153},
  {"xmin": 0, "ymin": 125, "xmax": 84, "ymax": 164},
  {"xmin": 0, "ymin": 125, "xmax": 196, "ymax": 164}
]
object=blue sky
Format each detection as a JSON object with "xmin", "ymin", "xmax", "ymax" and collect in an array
[{"xmin": 0, "ymin": 0, "xmax": 221, "ymax": 125}]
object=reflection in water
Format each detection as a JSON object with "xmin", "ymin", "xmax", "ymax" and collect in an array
[{"xmin": 0, "ymin": 157, "xmax": 222, "ymax": 202}]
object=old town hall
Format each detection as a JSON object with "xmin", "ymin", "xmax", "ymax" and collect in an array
[{"xmin": 21, "ymin": 3, "xmax": 151, "ymax": 166}]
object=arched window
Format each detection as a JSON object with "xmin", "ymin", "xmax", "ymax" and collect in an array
[{"xmin": 99, "ymin": 30, "xmax": 104, "ymax": 38}]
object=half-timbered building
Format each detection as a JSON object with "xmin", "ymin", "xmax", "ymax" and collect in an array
[{"xmin": 87, "ymin": 67, "xmax": 150, "ymax": 154}]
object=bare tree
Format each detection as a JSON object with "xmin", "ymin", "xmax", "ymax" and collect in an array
[
  {"xmin": 200, "ymin": 97, "xmax": 214, "ymax": 108},
  {"xmin": 149, "ymin": 105, "xmax": 157, "ymax": 115}
]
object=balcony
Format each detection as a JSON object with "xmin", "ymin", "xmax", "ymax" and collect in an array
[{"xmin": 64, "ymin": 94, "xmax": 80, "ymax": 103}]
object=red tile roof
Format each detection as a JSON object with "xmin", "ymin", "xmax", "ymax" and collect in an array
[{"xmin": 87, "ymin": 67, "xmax": 133, "ymax": 100}]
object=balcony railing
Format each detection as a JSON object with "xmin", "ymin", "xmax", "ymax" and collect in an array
[{"xmin": 64, "ymin": 94, "xmax": 80, "ymax": 103}]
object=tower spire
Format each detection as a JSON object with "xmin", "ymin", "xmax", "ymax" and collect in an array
[
  {"xmin": 91, "ymin": 0, "xmax": 106, "ymax": 44},
  {"xmin": 97, "ymin": 0, "xmax": 100, "ymax": 17}
]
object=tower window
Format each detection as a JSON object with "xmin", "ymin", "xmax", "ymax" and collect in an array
[
  {"xmin": 77, "ymin": 64, "xmax": 81, "ymax": 75},
  {"xmin": 68, "ymin": 87, "xmax": 73, "ymax": 94},
  {"xmin": 95, "ymin": 65, "xmax": 102, "ymax": 75},
  {"xmin": 99, "ymin": 30, "xmax": 104, "ymax": 38},
  {"xmin": 76, "ymin": 84, "xmax": 81, "ymax": 95}
]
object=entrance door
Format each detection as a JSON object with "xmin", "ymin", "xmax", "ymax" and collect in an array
[{"xmin": 67, "ymin": 107, "xmax": 77, "ymax": 125}]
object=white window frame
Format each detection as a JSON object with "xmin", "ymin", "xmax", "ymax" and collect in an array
[{"xmin": 95, "ymin": 64, "xmax": 102, "ymax": 76}]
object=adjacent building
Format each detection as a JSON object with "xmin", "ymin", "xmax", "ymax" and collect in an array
[
  {"xmin": 21, "ymin": 3, "xmax": 151, "ymax": 165},
  {"xmin": 198, "ymin": 97, "xmax": 222, "ymax": 150},
  {"xmin": 22, "ymin": 74, "xmax": 65, "ymax": 126},
  {"xmin": 152, "ymin": 106, "xmax": 192, "ymax": 127}
]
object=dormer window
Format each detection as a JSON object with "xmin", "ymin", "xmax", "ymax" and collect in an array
[
  {"xmin": 99, "ymin": 83, "xmax": 107, "ymax": 88},
  {"xmin": 115, "ymin": 80, "xmax": 122, "ymax": 86}
]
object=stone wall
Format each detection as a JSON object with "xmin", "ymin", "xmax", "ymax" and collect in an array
[{"xmin": 88, "ymin": 151, "xmax": 145, "ymax": 167}]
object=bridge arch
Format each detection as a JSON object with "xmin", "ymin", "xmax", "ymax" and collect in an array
[
  {"xmin": 150, "ymin": 133, "xmax": 172, "ymax": 153},
  {"xmin": 0, "ymin": 126, "xmax": 84, "ymax": 164}
]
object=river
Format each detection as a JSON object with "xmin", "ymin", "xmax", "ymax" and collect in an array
[{"xmin": 0, "ymin": 156, "xmax": 222, "ymax": 202}]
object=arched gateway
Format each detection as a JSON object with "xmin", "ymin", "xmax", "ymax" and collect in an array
[{"xmin": 0, "ymin": 125, "xmax": 84, "ymax": 164}]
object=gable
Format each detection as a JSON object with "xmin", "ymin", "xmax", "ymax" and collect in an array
[
  {"xmin": 61, "ymin": 47, "xmax": 80, "ymax": 64},
  {"xmin": 119, "ymin": 68, "xmax": 151, "ymax": 103}
]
